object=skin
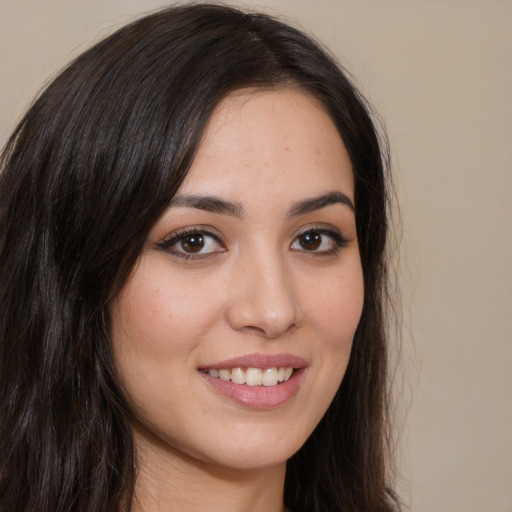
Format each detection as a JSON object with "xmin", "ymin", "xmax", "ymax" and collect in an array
[{"xmin": 111, "ymin": 88, "xmax": 364, "ymax": 512}]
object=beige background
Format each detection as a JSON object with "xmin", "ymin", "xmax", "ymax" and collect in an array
[{"xmin": 1, "ymin": 1, "xmax": 511, "ymax": 511}]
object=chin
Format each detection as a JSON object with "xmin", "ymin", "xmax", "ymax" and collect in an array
[{"xmin": 144, "ymin": 421, "xmax": 307, "ymax": 472}]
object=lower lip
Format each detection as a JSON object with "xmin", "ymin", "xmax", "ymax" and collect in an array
[{"xmin": 200, "ymin": 369, "xmax": 305, "ymax": 409}]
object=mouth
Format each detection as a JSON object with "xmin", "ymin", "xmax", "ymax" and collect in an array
[
  {"xmin": 198, "ymin": 353, "xmax": 307, "ymax": 409},
  {"xmin": 200, "ymin": 366, "xmax": 295, "ymax": 387}
]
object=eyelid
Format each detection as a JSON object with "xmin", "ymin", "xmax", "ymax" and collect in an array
[
  {"xmin": 291, "ymin": 224, "xmax": 350, "ymax": 253},
  {"xmin": 156, "ymin": 225, "xmax": 226, "ymax": 256}
]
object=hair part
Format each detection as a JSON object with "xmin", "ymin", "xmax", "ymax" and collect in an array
[{"xmin": 0, "ymin": 4, "xmax": 400, "ymax": 511}]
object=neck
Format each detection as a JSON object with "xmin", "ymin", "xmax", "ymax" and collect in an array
[{"xmin": 129, "ymin": 425, "xmax": 288, "ymax": 512}]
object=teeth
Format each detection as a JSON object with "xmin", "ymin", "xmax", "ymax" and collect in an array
[
  {"xmin": 231, "ymin": 367, "xmax": 245, "ymax": 385},
  {"xmin": 219, "ymin": 369, "xmax": 231, "ymax": 381},
  {"xmin": 207, "ymin": 366, "xmax": 295, "ymax": 386},
  {"xmin": 262, "ymin": 368, "xmax": 278, "ymax": 387},
  {"xmin": 245, "ymin": 368, "xmax": 263, "ymax": 386}
]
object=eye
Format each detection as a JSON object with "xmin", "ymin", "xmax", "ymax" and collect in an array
[
  {"xmin": 157, "ymin": 228, "xmax": 225, "ymax": 259},
  {"xmin": 290, "ymin": 228, "xmax": 346, "ymax": 254}
]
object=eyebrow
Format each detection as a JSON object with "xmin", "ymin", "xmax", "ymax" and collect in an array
[
  {"xmin": 168, "ymin": 194, "xmax": 245, "ymax": 218},
  {"xmin": 286, "ymin": 191, "xmax": 355, "ymax": 216},
  {"xmin": 168, "ymin": 190, "xmax": 354, "ymax": 218}
]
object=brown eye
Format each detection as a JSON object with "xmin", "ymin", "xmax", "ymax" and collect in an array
[
  {"xmin": 158, "ymin": 229, "xmax": 225, "ymax": 259},
  {"xmin": 291, "ymin": 228, "xmax": 345, "ymax": 254},
  {"xmin": 180, "ymin": 233, "xmax": 204, "ymax": 253},
  {"xmin": 297, "ymin": 231, "xmax": 321, "ymax": 251}
]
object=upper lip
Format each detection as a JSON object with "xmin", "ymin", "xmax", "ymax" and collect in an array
[{"xmin": 199, "ymin": 353, "xmax": 308, "ymax": 370}]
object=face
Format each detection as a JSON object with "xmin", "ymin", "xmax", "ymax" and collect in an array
[{"xmin": 111, "ymin": 88, "xmax": 364, "ymax": 471}]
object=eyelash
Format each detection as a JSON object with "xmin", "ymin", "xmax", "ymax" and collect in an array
[
  {"xmin": 156, "ymin": 225, "xmax": 349, "ymax": 261},
  {"xmin": 156, "ymin": 227, "xmax": 226, "ymax": 260},
  {"xmin": 292, "ymin": 226, "xmax": 349, "ymax": 255}
]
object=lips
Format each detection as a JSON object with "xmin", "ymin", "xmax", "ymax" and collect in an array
[
  {"xmin": 198, "ymin": 353, "xmax": 307, "ymax": 409},
  {"xmin": 201, "ymin": 353, "xmax": 307, "ymax": 369}
]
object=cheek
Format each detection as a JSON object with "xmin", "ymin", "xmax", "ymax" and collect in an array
[
  {"xmin": 112, "ymin": 259, "xmax": 218, "ymax": 349},
  {"xmin": 108, "ymin": 259, "xmax": 224, "ymax": 434},
  {"xmin": 306, "ymin": 262, "xmax": 364, "ymax": 341},
  {"xmin": 303, "ymin": 260, "xmax": 364, "ymax": 389},
  {"xmin": 109, "ymin": 258, "xmax": 225, "ymax": 401},
  {"xmin": 290, "ymin": 262, "xmax": 364, "ymax": 438}
]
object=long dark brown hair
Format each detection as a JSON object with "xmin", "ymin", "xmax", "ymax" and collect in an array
[{"xmin": 0, "ymin": 4, "xmax": 399, "ymax": 511}]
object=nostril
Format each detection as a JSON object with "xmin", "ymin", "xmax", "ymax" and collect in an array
[
  {"xmin": 240, "ymin": 325, "xmax": 267, "ymax": 336},
  {"xmin": 238, "ymin": 321, "xmax": 297, "ymax": 339},
  {"xmin": 224, "ymin": 266, "xmax": 302, "ymax": 338}
]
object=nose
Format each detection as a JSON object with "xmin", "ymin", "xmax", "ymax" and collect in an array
[{"xmin": 225, "ymin": 250, "xmax": 303, "ymax": 339}]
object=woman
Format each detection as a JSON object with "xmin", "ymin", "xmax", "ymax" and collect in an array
[{"xmin": 0, "ymin": 4, "xmax": 400, "ymax": 511}]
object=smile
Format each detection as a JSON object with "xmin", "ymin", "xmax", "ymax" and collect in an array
[
  {"xmin": 199, "ymin": 353, "xmax": 307, "ymax": 408},
  {"xmin": 205, "ymin": 367, "xmax": 295, "ymax": 387}
]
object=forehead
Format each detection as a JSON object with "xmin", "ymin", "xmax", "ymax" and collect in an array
[{"xmin": 179, "ymin": 88, "xmax": 354, "ymax": 203}]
